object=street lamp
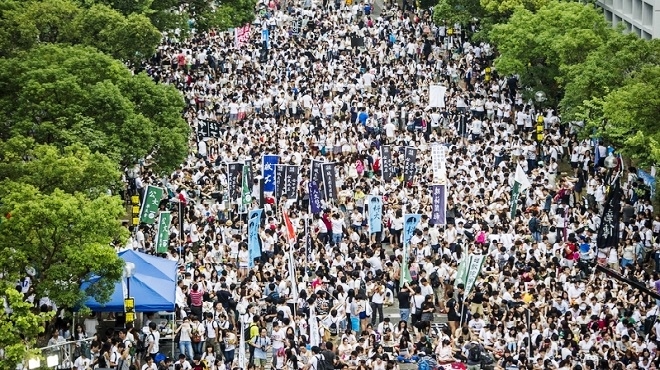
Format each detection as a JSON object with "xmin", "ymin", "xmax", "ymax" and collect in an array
[{"xmin": 123, "ymin": 262, "xmax": 136, "ymax": 326}]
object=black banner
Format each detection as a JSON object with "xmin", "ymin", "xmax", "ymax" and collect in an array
[
  {"xmin": 227, "ymin": 162, "xmax": 244, "ymax": 202},
  {"xmin": 285, "ymin": 165, "xmax": 299, "ymax": 200},
  {"xmin": 322, "ymin": 163, "xmax": 337, "ymax": 202},
  {"xmin": 381, "ymin": 145, "xmax": 394, "ymax": 183},
  {"xmin": 597, "ymin": 181, "xmax": 622, "ymax": 251},
  {"xmin": 196, "ymin": 120, "xmax": 221, "ymax": 140},
  {"xmin": 403, "ymin": 147, "xmax": 417, "ymax": 183},
  {"xmin": 178, "ymin": 200, "xmax": 185, "ymax": 241},
  {"xmin": 244, "ymin": 159, "xmax": 253, "ymax": 188},
  {"xmin": 275, "ymin": 165, "xmax": 286, "ymax": 200},
  {"xmin": 311, "ymin": 160, "xmax": 325, "ymax": 200}
]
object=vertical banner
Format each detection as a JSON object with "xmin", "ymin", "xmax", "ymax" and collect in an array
[
  {"xmin": 367, "ymin": 196, "xmax": 383, "ymax": 234},
  {"xmin": 463, "ymin": 254, "xmax": 486, "ymax": 297},
  {"xmin": 262, "ymin": 155, "xmax": 279, "ymax": 193},
  {"xmin": 241, "ymin": 164, "xmax": 251, "ymax": 205},
  {"xmin": 288, "ymin": 246, "xmax": 299, "ymax": 301},
  {"xmin": 403, "ymin": 147, "xmax": 418, "ymax": 183},
  {"xmin": 138, "ymin": 185, "xmax": 164, "ymax": 224},
  {"xmin": 322, "ymin": 163, "xmax": 337, "ymax": 202},
  {"xmin": 234, "ymin": 23, "xmax": 251, "ymax": 48},
  {"xmin": 248, "ymin": 209, "xmax": 263, "ymax": 268},
  {"xmin": 311, "ymin": 160, "xmax": 325, "ymax": 200},
  {"xmin": 244, "ymin": 159, "xmax": 253, "ymax": 188},
  {"xmin": 308, "ymin": 181, "xmax": 323, "ymax": 214},
  {"xmin": 430, "ymin": 144, "xmax": 448, "ymax": 181},
  {"xmin": 227, "ymin": 162, "xmax": 244, "ymax": 202},
  {"xmin": 597, "ymin": 181, "xmax": 622, "ymax": 252},
  {"xmin": 380, "ymin": 145, "xmax": 394, "ymax": 183},
  {"xmin": 454, "ymin": 255, "xmax": 469, "ymax": 288},
  {"xmin": 238, "ymin": 316, "xmax": 246, "ymax": 369},
  {"xmin": 305, "ymin": 217, "xmax": 313, "ymax": 262},
  {"xmin": 430, "ymin": 185, "xmax": 447, "ymax": 225},
  {"xmin": 261, "ymin": 28, "xmax": 270, "ymax": 49},
  {"xmin": 400, "ymin": 214, "xmax": 421, "ymax": 286},
  {"xmin": 178, "ymin": 200, "xmax": 185, "ymax": 241},
  {"xmin": 283, "ymin": 211, "xmax": 296, "ymax": 242},
  {"xmin": 510, "ymin": 164, "xmax": 531, "ymax": 219},
  {"xmin": 154, "ymin": 211, "xmax": 171, "ymax": 253},
  {"xmin": 428, "ymin": 84, "xmax": 447, "ymax": 108},
  {"xmin": 285, "ymin": 165, "xmax": 299, "ymax": 200},
  {"xmin": 275, "ymin": 165, "xmax": 287, "ymax": 200}
]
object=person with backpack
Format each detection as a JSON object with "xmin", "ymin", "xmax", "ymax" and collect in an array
[
  {"xmin": 528, "ymin": 211, "xmax": 541, "ymax": 242},
  {"xmin": 465, "ymin": 341, "xmax": 483, "ymax": 370}
]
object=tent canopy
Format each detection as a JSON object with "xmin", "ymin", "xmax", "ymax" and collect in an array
[{"xmin": 81, "ymin": 250, "xmax": 177, "ymax": 312}]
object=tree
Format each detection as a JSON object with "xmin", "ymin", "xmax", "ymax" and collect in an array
[
  {"xmin": 480, "ymin": 0, "xmax": 550, "ymax": 18},
  {"xmin": 0, "ymin": 137, "xmax": 122, "ymax": 197},
  {"xmin": 0, "ymin": 44, "xmax": 189, "ymax": 173},
  {"xmin": 489, "ymin": 1, "xmax": 610, "ymax": 103},
  {"xmin": 0, "ymin": 182, "xmax": 127, "ymax": 310},
  {"xmin": 0, "ymin": 0, "xmax": 161, "ymax": 62},
  {"xmin": 433, "ymin": 0, "xmax": 485, "ymax": 27}
]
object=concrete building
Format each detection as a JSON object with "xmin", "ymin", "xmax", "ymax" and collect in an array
[{"xmin": 598, "ymin": 0, "xmax": 660, "ymax": 39}]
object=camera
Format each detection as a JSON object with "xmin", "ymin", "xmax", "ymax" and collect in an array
[{"xmin": 261, "ymin": 346, "xmax": 267, "ymax": 351}]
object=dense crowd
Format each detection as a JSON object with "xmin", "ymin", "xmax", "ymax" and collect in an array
[{"xmin": 38, "ymin": 0, "xmax": 660, "ymax": 369}]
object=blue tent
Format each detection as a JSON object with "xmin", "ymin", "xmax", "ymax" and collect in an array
[{"xmin": 81, "ymin": 250, "xmax": 177, "ymax": 312}]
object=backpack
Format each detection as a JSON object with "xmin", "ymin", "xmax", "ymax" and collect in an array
[
  {"xmin": 468, "ymin": 345, "xmax": 481, "ymax": 362},
  {"xmin": 244, "ymin": 323, "xmax": 258, "ymax": 340},
  {"xmin": 528, "ymin": 217, "xmax": 539, "ymax": 232},
  {"xmin": 475, "ymin": 231, "xmax": 486, "ymax": 244},
  {"xmin": 358, "ymin": 279, "xmax": 367, "ymax": 297},
  {"xmin": 429, "ymin": 271, "xmax": 441, "ymax": 288},
  {"xmin": 315, "ymin": 354, "xmax": 331, "ymax": 370}
]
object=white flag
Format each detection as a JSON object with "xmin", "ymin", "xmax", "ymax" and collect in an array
[{"xmin": 515, "ymin": 164, "xmax": 531, "ymax": 191}]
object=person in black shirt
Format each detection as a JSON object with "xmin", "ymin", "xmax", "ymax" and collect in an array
[{"xmin": 396, "ymin": 283, "xmax": 412, "ymax": 322}]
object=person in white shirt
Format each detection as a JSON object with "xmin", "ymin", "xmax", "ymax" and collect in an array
[{"xmin": 73, "ymin": 353, "xmax": 92, "ymax": 370}]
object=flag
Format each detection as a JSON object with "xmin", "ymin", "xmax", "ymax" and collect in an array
[
  {"xmin": 285, "ymin": 165, "xmax": 299, "ymax": 200},
  {"xmin": 400, "ymin": 214, "xmax": 421, "ymax": 286},
  {"xmin": 227, "ymin": 162, "xmax": 244, "ymax": 202},
  {"xmin": 234, "ymin": 24, "xmax": 251, "ymax": 48},
  {"xmin": 308, "ymin": 181, "xmax": 322, "ymax": 214},
  {"xmin": 597, "ymin": 181, "xmax": 622, "ymax": 252},
  {"xmin": 380, "ymin": 145, "xmax": 394, "ymax": 183},
  {"xmin": 138, "ymin": 185, "xmax": 164, "ymax": 224},
  {"xmin": 248, "ymin": 209, "xmax": 263, "ymax": 268},
  {"xmin": 322, "ymin": 163, "xmax": 337, "ymax": 201},
  {"xmin": 241, "ymin": 164, "xmax": 251, "ymax": 205},
  {"xmin": 262, "ymin": 155, "xmax": 279, "ymax": 193},
  {"xmin": 283, "ymin": 211, "xmax": 296, "ymax": 242},
  {"xmin": 454, "ymin": 255, "xmax": 469, "ymax": 288},
  {"xmin": 463, "ymin": 254, "xmax": 486, "ymax": 298},
  {"xmin": 430, "ymin": 184, "xmax": 447, "ymax": 225},
  {"xmin": 367, "ymin": 196, "xmax": 383, "ymax": 234},
  {"xmin": 403, "ymin": 147, "xmax": 418, "ymax": 183},
  {"xmin": 510, "ymin": 164, "xmax": 531, "ymax": 218},
  {"xmin": 154, "ymin": 211, "xmax": 171, "ymax": 253}
]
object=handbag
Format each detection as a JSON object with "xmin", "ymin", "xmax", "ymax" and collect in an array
[
  {"xmin": 421, "ymin": 312, "xmax": 434, "ymax": 322},
  {"xmin": 191, "ymin": 331, "xmax": 202, "ymax": 343}
]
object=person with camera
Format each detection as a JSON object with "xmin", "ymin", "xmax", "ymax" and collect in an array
[{"xmin": 249, "ymin": 328, "xmax": 272, "ymax": 370}]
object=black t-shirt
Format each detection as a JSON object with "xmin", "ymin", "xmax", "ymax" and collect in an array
[
  {"xmin": 397, "ymin": 290, "xmax": 411, "ymax": 309},
  {"xmin": 472, "ymin": 291, "xmax": 484, "ymax": 304},
  {"xmin": 322, "ymin": 350, "xmax": 336, "ymax": 369}
]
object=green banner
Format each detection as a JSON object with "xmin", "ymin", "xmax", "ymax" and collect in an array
[
  {"xmin": 242, "ymin": 164, "xmax": 251, "ymax": 205},
  {"xmin": 139, "ymin": 185, "xmax": 164, "ymax": 224},
  {"xmin": 510, "ymin": 180, "xmax": 520, "ymax": 219},
  {"xmin": 463, "ymin": 254, "xmax": 486, "ymax": 297},
  {"xmin": 155, "ymin": 211, "xmax": 171, "ymax": 253},
  {"xmin": 454, "ymin": 255, "xmax": 469, "ymax": 288}
]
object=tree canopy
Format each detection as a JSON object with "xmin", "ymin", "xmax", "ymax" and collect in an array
[{"xmin": 0, "ymin": 44, "xmax": 189, "ymax": 173}]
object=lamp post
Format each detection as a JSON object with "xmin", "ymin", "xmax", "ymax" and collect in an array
[
  {"xmin": 124, "ymin": 262, "xmax": 136, "ymax": 326},
  {"xmin": 534, "ymin": 91, "xmax": 547, "ymax": 166}
]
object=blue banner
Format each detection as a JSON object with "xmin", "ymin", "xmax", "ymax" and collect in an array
[
  {"xmin": 308, "ymin": 181, "xmax": 322, "ymax": 214},
  {"xmin": 368, "ymin": 196, "xmax": 383, "ymax": 234},
  {"xmin": 403, "ymin": 214, "xmax": 421, "ymax": 247},
  {"xmin": 431, "ymin": 185, "xmax": 447, "ymax": 225},
  {"xmin": 637, "ymin": 169, "xmax": 656, "ymax": 198},
  {"xmin": 262, "ymin": 155, "xmax": 279, "ymax": 193},
  {"xmin": 248, "ymin": 209, "xmax": 263, "ymax": 268}
]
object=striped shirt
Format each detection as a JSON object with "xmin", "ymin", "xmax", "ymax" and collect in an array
[{"xmin": 189, "ymin": 290, "xmax": 204, "ymax": 306}]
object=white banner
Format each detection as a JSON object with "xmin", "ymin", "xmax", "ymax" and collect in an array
[
  {"xmin": 429, "ymin": 85, "xmax": 446, "ymax": 108},
  {"xmin": 431, "ymin": 144, "xmax": 448, "ymax": 183}
]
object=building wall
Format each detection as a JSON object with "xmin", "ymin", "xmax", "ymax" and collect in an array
[{"xmin": 598, "ymin": 0, "xmax": 660, "ymax": 39}]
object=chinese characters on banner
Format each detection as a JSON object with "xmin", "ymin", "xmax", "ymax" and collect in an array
[
  {"xmin": 138, "ymin": 185, "xmax": 164, "ymax": 224},
  {"xmin": 380, "ymin": 145, "xmax": 394, "ymax": 183},
  {"xmin": 248, "ymin": 209, "xmax": 263, "ymax": 268},
  {"xmin": 311, "ymin": 160, "xmax": 325, "ymax": 200},
  {"xmin": 322, "ymin": 163, "xmax": 337, "ymax": 201},
  {"xmin": 403, "ymin": 147, "xmax": 417, "ymax": 183},
  {"xmin": 367, "ymin": 196, "xmax": 383, "ymax": 234},
  {"xmin": 463, "ymin": 255, "xmax": 486, "ymax": 297},
  {"xmin": 308, "ymin": 181, "xmax": 322, "ymax": 214},
  {"xmin": 275, "ymin": 165, "xmax": 286, "ymax": 200},
  {"xmin": 155, "ymin": 212, "xmax": 171, "ymax": 253},
  {"xmin": 430, "ymin": 185, "xmax": 447, "ymax": 225},
  {"xmin": 227, "ymin": 162, "xmax": 244, "ymax": 202},
  {"xmin": 262, "ymin": 155, "xmax": 279, "ymax": 193},
  {"xmin": 400, "ymin": 214, "xmax": 421, "ymax": 285},
  {"xmin": 234, "ymin": 24, "xmax": 251, "ymax": 48},
  {"xmin": 285, "ymin": 165, "xmax": 299, "ymax": 200},
  {"xmin": 430, "ymin": 144, "xmax": 448, "ymax": 181},
  {"xmin": 597, "ymin": 182, "xmax": 622, "ymax": 251}
]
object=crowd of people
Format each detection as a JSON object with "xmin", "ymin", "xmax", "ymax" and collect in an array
[{"xmin": 38, "ymin": 0, "xmax": 660, "ymax": 368}]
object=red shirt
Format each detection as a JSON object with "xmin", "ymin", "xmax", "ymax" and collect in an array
[{"xmin": 189, "ymin": 289, "xmax": 204, "ymax": 306}]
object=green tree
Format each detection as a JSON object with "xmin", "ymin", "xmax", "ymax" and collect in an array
[
  {"xmin": 433, "ymin": 0, "xmax": 485, "ymax": 27},
  {"xmin": 0, "ymin": 137, "xmax": 122, "ymax": 197},
  {"xmin": 480, "ymin": 0, "xmax": 550, "ymax": 18},
  {"xmin": 489, "ymin": 1, "xmax": 610, "ymax": 103},
  {"xmin": 0, "ymin": 182, "xmax": 127, "ymax": 310},
  {"xmin": 0, "ymin": 44, "xmax": 189, "ymax": 173},
  {"xmin": 0, "ymin": 287, "xmax": 54, "ymax": 370},
  {"xmin": 0, "ymin": 0, "xmax": 161, "ymax": 61}
]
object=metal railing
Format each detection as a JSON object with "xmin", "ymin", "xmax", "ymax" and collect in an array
[{"xmin": 31, "ymin": 338, "xmax": 95, "ymax": 370}]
